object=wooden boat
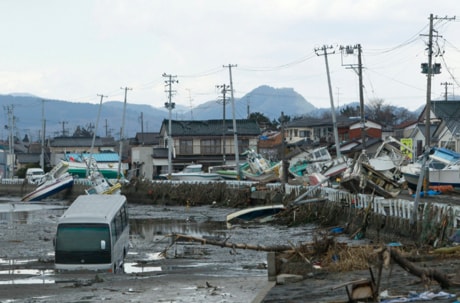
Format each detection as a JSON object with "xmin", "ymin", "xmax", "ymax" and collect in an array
[{"xmin": 21, "ymin": 161, "xmax": 74, "ymax": 202}]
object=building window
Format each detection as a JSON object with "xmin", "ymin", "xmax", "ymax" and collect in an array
[
  {"xmin": 201, "ymin": 139, "xmax": 221, "ymax": 154},
  {"xmin": 238, "ymin": 139, "xmax": 249, "ymax": 153},
  {"xmin": 180, "ymin": 139, "xmax": 193, "ymax": 155},
  {"xmin": 299, "ymin": 130, "xmax": 310, "ymax": 138}
]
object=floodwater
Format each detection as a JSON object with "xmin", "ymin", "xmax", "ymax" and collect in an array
[{"xmin": 0, "ymin": 197, "xmax": 318, "ymax": 288}]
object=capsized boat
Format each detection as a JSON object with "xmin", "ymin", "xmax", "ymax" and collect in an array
[
  {"xmin": 288, "ymin": 146, "xmax": 349, "ymax": 181},
  {"xmin": 21, "ymin": 161, "xmax": 74, "ymax": 202},
  {"xmin": 85, "ymin": 171, "xmax": 122, "ymax": 195},
  {"xmin": 161, "ymin": 164, "xmax": 222, "ymax": 181},
  {"xmin": 208, "ymin": 164, "xmax": 245, "ymax": 180},
  {"xmin": 226, "ymin": 204, "xmax": 285, "ymax": 225},
  {"xmin": 65, "ymin": 159, "xmax": 120, "ymax": 179},
  {"xmin": 340, "ymin": 152, "xmax": 403, "ymax": 198},
  {"xmin": 241, "ymin": 149, "xmax": 282, "ymax": 182}
]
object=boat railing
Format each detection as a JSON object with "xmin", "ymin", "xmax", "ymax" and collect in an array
[{"xmin": 0, "ymin": 178, "xmax": 25, "ymax": 185}]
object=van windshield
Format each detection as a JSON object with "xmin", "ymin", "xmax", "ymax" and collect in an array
[{"xmin": 56, "ymin": 223, "xmax": 110, "ymax": 251}]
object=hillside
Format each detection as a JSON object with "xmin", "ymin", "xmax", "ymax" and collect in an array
[
  {"xmin": 0, "ymin": 86, "xmax": 316, "ymax": 141},
  {"xmin": 0, "ymin": 87, "xmax": 427, "ymax": 142}
]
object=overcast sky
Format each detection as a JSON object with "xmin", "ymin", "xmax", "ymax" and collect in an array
[{"xmin": 1, "ymin": 0, "xmax": 459, "ymax": 114}]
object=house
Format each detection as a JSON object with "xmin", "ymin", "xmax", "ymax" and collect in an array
[
  {"xmin": 49, "ymin": 136, "xmax": 117, "ymax": 166},
  {"xmin": 148, "ymin": 119, "xmax": 261, "ymax": 176},
  {"xmin": 285, "ymin": 116, "xmax": 383, "ymax": 151},
  {"xmin": 396, "ymin": 100, "xmax": 460, "ymax": 155}
]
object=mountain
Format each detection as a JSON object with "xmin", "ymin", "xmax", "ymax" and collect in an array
[
  {"xmin": 0, "ymin": 86, "xmax": 316, "ymax": 141},
  {"xmin": 184, "ymin": 85, "xmax": 316, "ymax": 121}
]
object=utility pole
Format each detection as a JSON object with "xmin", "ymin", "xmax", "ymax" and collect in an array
[
  {"xmin": 59, "ymin": 121, "xmax": 68, "ymax": 137},
  {"xmin": 5, "ymin": 105, "xmax": 15, "ymax": 178},
  {"xmin": 186, "ymin": 88, "xmax": 194, "ymax": 120},
  {"xmin": 139, "ymin": 112, "xmax": 144, "ymax": 145},
  {"xmin": 223, "ymin": 64, "xmax": 239, "ymax": 178},
  {"xmin": 340, "ymin": 44, "xmax": 365, "ymax": 151},
  {"xmin": 40, "ymin": 100, "xmax": 46, "ymax": 171},
  {"xmin": 413, "ymin": 14, "xmax": 455, "ymax": 226},
  {"xmin": 280, "ymin": 111, "xmax": 287, "ymax": 186},
  {"xmin": 440, "ymin": 82, "xmax": 452, "ymax": 101},
  {"xmin": 315, "ymin": 45, "xmax": 341, "ymax": 158},
  {"xmin": 217, "ymin": 84, "xmax": 230, "ymax": 164},
  {"xmin": 424, "ymin": 14, "xmax": 435, "ymax": 149},
  {"xmin": 163, "ymin": 73, "xmax": 178, "ymax": 177},
  {"xmin": 118, "ymin": 87, "xmax": 132, "ymax": 179}
]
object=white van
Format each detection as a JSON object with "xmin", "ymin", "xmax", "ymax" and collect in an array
[{"xmin": 26, "ymin": 168, "xmax": 45, "ymax": 184}]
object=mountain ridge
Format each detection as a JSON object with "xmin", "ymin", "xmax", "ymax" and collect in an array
[{"xmin": 0, "ymin": 85, "xmax": 422, "ymax": 141}]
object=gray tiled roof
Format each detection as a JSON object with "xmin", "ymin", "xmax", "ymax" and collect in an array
[
  {"xmin": 50, "ymin": 137, "xmax": 116, "ymax": 147},
  {"xmin": 161, "ymin": 119, "xmax": 261, "ymax": 136}
]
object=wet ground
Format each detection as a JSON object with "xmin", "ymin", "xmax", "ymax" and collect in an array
[
  {"xmin": 1, "ymin": 196, "xmax": 460, "ymax": 303},
  {"xmin": 0, "ymin": 196, "xmax": 318, "ymax": 303}
]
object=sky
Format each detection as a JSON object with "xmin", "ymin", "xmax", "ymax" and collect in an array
[{"xmin": 1, "ymin": 0, "xmax": 459, "ymax": 114}]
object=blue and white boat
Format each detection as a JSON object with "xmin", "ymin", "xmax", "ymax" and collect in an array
[
  {"xmin": 21, "ymin": 161, "xmax": 75, "ymax": 202},
  {"xmin": 401, "ymin": 147, "xmax": 460, "ymax": 190}
]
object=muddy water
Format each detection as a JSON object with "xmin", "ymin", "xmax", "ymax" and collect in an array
[{"xmin": 0, "ymin": 198, "xmax": 318, "ymax": 286}]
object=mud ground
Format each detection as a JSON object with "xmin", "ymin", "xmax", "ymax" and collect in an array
[{"xmin": 1, "ymin": 196, "xmax": 460, "ymax": 303}]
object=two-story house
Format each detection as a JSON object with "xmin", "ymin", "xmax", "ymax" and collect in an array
[
  {"xmin": 396, "ymin": 100, "xmax": 460, "ymax": 156},
  {"xmin": 149, "ymin": 119, "xmax": 261, "ymax": 177},
  {"xmin": 285, "ymin": 116, "xmax": 383, "ymax": 147}
]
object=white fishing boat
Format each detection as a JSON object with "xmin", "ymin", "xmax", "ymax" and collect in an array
[
  {"xmin": 401, "ymin": 147, "xmax": 460, "ymax": 190},
  {"xmin": 161, "ymin": 164, "xmax": 222, "ymax": 181},
  {"xmin": 85, "ymin": 171, "xmax": 122, "ymax": 195},
  {"xmin": 21, "ymin": 161, "xmax": 74, "ymax": 202},
  {"xmin": 240, "ymin": 149, "xmax": 282, "ymax": 183}
]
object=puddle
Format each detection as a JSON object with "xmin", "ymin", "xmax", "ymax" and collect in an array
[{"xmin": 0, "ymin": 206, "xmax": 237, "ymax": 284}]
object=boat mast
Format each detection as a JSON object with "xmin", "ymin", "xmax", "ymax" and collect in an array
[
  {"xmin": 88, "ymin": 94, "xmax": 106, "ymax": 177},
  {"xmin": 40, "ymin": 100, "xmax": 45, "ymax": 171}
]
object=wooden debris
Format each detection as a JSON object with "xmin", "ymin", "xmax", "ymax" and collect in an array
[
  {"xmin": 384, "ymin": 247, "xmax": 453, "ymax": 289},
  {"xmin": 171, "ymin": 233, "xmax": 292, "ymax": 252}
]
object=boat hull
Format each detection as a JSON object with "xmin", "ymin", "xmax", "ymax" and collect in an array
[
  {"xmin": 22, "ymin": 175, "xmax": 74, "ymax": 202},
  {"xmin": 403, "ymin": 169, "xmax": 460, "ymax": 190},
  {"xmin": 226, "ymin": 205, "xmax": 285, "ymax": 223}
]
